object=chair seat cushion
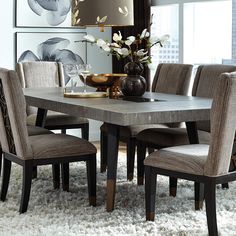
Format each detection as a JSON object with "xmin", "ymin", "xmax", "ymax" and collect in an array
[
  {"xmin": 29, "ymin": 134, "xmax": 96, "ymax": 159},
  {"xmin": 137, "ymin": 128, "xmax": 211, "ymax": 147},
  {"xmin": 27, "ymin": 125, "xmax": 53, "ymax": 136},
  {"xmin": 144, "ymin": 144, "xmax": 209, "ymax": 175},
  {"xmin": 27, "ymin": 113, "xmax": 89, "ymax": 128},
  {"xmin": 101, "ymin": 123, "xmax": 169, "ymax": 138}
]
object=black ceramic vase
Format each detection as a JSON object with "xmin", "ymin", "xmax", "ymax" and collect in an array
[{"xmin": 121, "ymin": 62, "xmax": 147, "ymax": 97}]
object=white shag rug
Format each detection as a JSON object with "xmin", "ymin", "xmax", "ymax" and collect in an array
[{"xmin": 0, "ymin": 143, "xmax": 236, "ymax": 236}]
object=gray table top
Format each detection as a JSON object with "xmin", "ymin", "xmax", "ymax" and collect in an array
[{"xmin": 24, "ymin": 87, "xmax": 212, "ymax": 126}]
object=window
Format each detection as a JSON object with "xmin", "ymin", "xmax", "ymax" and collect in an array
[
  {"xmin": 184, "ymin": 1, "xmax": 232, "ymax": 64},
  {"xmin": 150, "ymin": 4, "xmax": 179, "ymax": 79},
  {"xmin": 150, "ymin": 0, "xmax": 232, "ymax": 82}
]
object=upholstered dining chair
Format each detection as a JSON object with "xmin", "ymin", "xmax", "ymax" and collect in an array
[
  {"xmin": 0, "ymin": 125, "xmax": 53, "ymax": 175},
  {"xmin": 145, "ymin": 72, "xmax": 236, "ymax": 236},
  {"xmin": 16, "ymin": 61, "xmax": 90, "ymax": 180},
  {"xmin": 16, "ymin": 61, "xmax": 89, "ymax": 138},
  {"xmin": 0, "ymin": 68, "xmax": 96, "ymax": 213},
  {"xmin": 100, "ymin": 63, "xmax": 193, "ymax": 180},
  {"xmin": 137, "ymin": 64, "xmax": 236, "ymax": 206}
]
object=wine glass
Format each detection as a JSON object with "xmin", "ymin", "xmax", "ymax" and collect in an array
[
  {"xmin": 78, "ymin": 64, "xmax": 91, "ymax": 93},
  {"xmin": 64, "ymin": 64, "xmax": 78, "ymax": 93}
]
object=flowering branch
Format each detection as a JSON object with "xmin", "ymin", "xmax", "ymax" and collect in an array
[{"xmin": 76, "ymin": 29, "xmax": 169, "ymax": 65}]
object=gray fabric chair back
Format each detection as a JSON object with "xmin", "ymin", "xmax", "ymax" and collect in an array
[
  {"xmin": 152, "ymin": 63, "xmax": 193, "ymax": 95},
  {"xmin": 204, "ymin": 72, "xmax": 236, "ymax": 176},
  {"xmin": 151, "ymin": 63, "xmax": 193, "ymax": 128},
  {"xmin": 16, "ymin": 61, "xmax": 65, "ymax": 115},
  {"xmin": 192, "ymin": 64, "xmax": 236, "ymax": 132},
  {"xmin": 0, "ymin": 68, "xmax": 32, "ymax": 159}
]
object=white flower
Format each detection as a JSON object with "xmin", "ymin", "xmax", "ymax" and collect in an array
[
  {"xmin": 158, "ymin": 34, "xmax": 170, "ymax": 44},
  {"xmin": 117, "ymin": 48, "xmax": 129, "ymax": 56},
  {"xmin": 80, "ymin": 28, "xmax": 169, "ymax": 65},
  {"xmin": 139, "ymin": 56, "xmax": 149, "ymax": 62},
  {"xmin": 149, "ymin": 36, "xmax": 159, "ymax": 44},
  {"xmin": 84, "ymin": 34, "xmax": 95, "ymax": 43},
  {"xmin": 96, "ymin": 38, "xmax": 107, "ymax": 47},
  {"xmin": 102, "ymin": 44, "xmax": 111, "ymax": 52},
  {"xmin": 137, "ymin": 49, "xmax": 148, "ymax": 57},
  {"xmin": 125, "ymin": 36, "xmax": 135, "ymax": 46},
  {"xmin": 96, "ymin": 39, "xmax": 111, "ymax": 52},
  {"xmin": 110, "ymin": 43, "xmax": 120, "ymax": 48},
  {"xmin": 113, "ymin": 31, "xmax": 122, "ymax": 42},
  {"xmin": 140, "ymin": 28, "xmax": 150, "ymax": 39}
]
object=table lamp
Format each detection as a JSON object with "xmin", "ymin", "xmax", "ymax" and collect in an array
[{"xmin": 72, "ymin": 0, "xmax": 134, "ymax": 31}]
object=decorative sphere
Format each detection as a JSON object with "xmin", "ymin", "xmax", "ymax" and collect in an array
[{"xmin": 121, "ymin": 75, "xmax": 147, "ymax": 97}]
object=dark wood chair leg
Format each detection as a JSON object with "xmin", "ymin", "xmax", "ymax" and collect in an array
[
  {"xmin": 169, "ymin": 177, "xmax": 177, "ymax": 197},
  {"xmin": 195, "ymin": 182, "xmax": 204, "ymax": 210},
  {"xmin": 0, "ymin": 157, "xmax": 12, "ymax": 201},
  {"xmin": 61, "ymin": 163, "xmax": 69, "ymax": 191},
  {"xmin": 145, "ymin": 166, "xmax": 157, "ymax": 221},
  {"xmin": 137, "ymin": 141, "xmax": 146, "ymax": 185},
  {"xmin": 148, "ymin": 147, "xmax": 155, "ymax": 154},
  {"xmin": 127, "ymin": 138, "xmax": 136, "ymax": 181},
  {"xmin": 86, "ymin": 156, "xmax": 97, "ymax": 206},
  {"xmin": 100, "ymin": 131, "xmax": 108, "ymax": 173},
  {"xmin": 205, "ymin": 179, "xmax": 218, "ymax": 236},
  {"xmin": 20, "ymin": 161, "xmax": 33, "ymax": 213},
  {"xmin": 221, "ymin": 183, "xmax": 229, "ymax": 189},
  {"xmin": 61, "ymin": 129, "xmax": 66, "ymax": 134},
  {"xmin": 186, "ymin": 121, "xmax": 204, "ymax": 210},
  {"xmin": 32, "ymin": 166, "xmax": 37, "ymax": 179},
  {"xmin": 82, "ymin": 123, "xmax": 89, "ymax": 140},
  {"xmin": 52, "ymin": 164, "xmax": 60, "ymax": 189}
]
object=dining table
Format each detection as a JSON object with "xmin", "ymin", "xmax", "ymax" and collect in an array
[{"xmin": 23, "ymin": 87, "xmax": 212, "ymax": 212}]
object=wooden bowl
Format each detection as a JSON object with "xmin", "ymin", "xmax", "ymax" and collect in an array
[{"xmin": 79, "ymin": 73, "xmax": 127, "ymax": 98}]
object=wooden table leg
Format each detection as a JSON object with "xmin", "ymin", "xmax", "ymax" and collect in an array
[
  {"xmin": 194, "ymin": 182, "xmax": 204, "ymax": 210},
  {"xmin": 186, "ymin": 121, "xmax": 203, "ymax": 210},
  {"xmin": 33, "ymin": 108, "xmax": 48, "ymax": 179},
  {"xmin": 106, "ymin": 123, "xmax": 119, "ymax": 212},
  {"xmin": 186, "ymin": 121, "xmax": 199, "ymax": 144},
  {"xmin": 35, "ymin": 108, "xmax": 47, "ymax": 127}
]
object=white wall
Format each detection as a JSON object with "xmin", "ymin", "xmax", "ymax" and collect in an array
[
  {"xmin": 86, "ymin": 28, "xmax": 112, "ymax": 141},
  {"xmin": 0, "ymin": 1, "xmax": 15, "ymax": 68},
  {"xmin": 0, "ymin": 1, "xmax": 112, "ymax": 141}
]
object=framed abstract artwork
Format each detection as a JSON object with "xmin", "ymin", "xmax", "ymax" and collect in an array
[
  {"xmin": 16, "ymin": 32, "xmax": 87, "ymax": 84},
  {"xmin": 16, "ymin": 0, "xmax": 75, "ymax": 28}
]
